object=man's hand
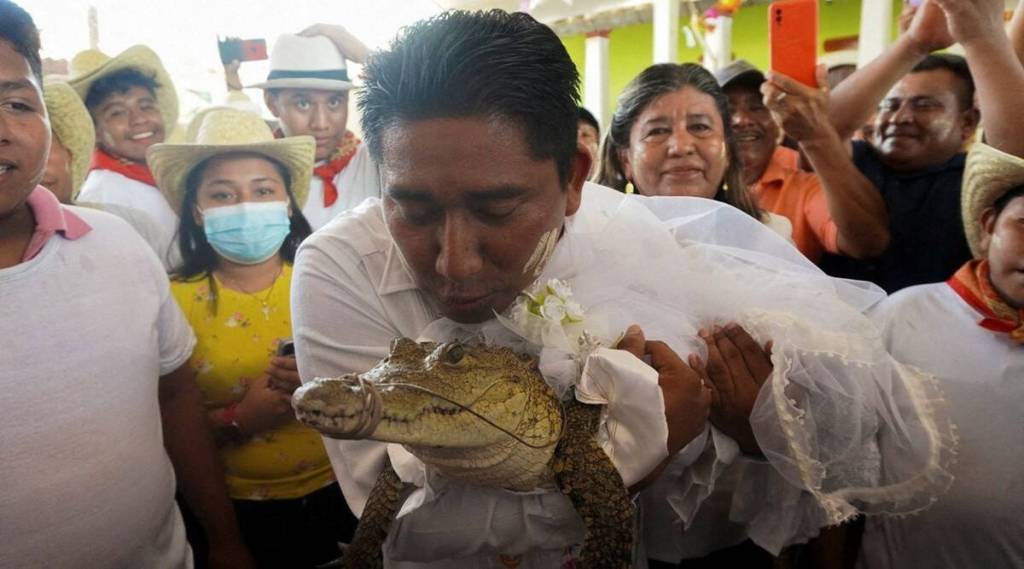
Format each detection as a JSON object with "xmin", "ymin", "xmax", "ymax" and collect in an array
[
  {"xmin": 299, "ymin": 23, "xmax": 370, "ymax": 64},
  {"xmin": 266, "ymin": 355, "xmax": 301, "ymax": 394},
  {"xmin": 617, "ymin": 326, "xmax": 712, "ymax": 455},
  {"xmin": 223, "ymin": 60, "xmax": 243, "ymax": 92},
  {"xmin": 903, "ymin": 0, "xmax": 955, "ymax": 56},
  {"xmin": 700, "ymin": 324, "xmax": 773, "ymax": 455},
  {"xmin": 234, "ymin": 374, "xmax": 296, "ymax": 435},
  {"xmin": 931, "ymin": 0, "xmax": 1005, "ymax": 47},
  {"xmin": 762, "ymin": 66, "xmax": 832, "ymax": 144}
]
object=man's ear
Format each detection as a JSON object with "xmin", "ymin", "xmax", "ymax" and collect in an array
[
  {"xmin": 960, "ymin": 107, "xmax": 981, "ymax": 143},
  {"xmin": 564, "ymin": 144, "xmax": 591, "ymax": 217},
  {"xmin": 263, "ymin": 91, "xmax": 282, "ymax": 118},
  {"xmin": 978, "ymin": 207, "xmax": 998, "ymax": 256}
]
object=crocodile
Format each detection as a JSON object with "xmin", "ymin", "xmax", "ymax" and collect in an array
[{"xmin": 292, "ymin": 338, "xmax": 633, "ymax": 568}]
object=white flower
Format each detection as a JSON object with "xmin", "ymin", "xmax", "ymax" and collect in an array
[
  {"xmin": 547, "ymin": 279, "xmax": 573, "ymax": 299},
  {"xmin": 540, "ymin": 295, "xmax": 567, "ymax": 321},
  {"xmin": 564, "ymin": 301, "xmax": 585, "ymax": 322}
]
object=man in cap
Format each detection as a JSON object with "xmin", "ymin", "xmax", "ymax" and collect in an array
[
  {"xmin": 824, "ymin": 0, "xmax": 1024, "ymax": 292},
  {"xmin": 717, "ymin": 59, "xmax": 890, "ymax": 263},
  {"xmin": 0, "ymin": 2, "xmax": 253, "ymax": 567},
  {"xmin": 857, "ymin": 142, "xmax": 1024, "ymax": 568},
  {"xmin": 69, "ymin": 44, "xmax": 181, "ymax": 266},
  {"xmin": 255, "ymin": 25, "xmax": 379, "ymax": 230}
]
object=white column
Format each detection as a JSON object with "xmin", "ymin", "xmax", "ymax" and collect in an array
[
  {"xmin": 702, "ymin": 16, "xmax": 734, "ymax": 72},
  {"xmin": 585, "ymin": 30, "xmax": 611, "ymax": 128},
  {"xmin": 653, "ymin": 0, "xmax": 680, "ymax": 64},
  {"xmin": 858, "ymin": 0, "xmax": 893, "ymax": 67}
]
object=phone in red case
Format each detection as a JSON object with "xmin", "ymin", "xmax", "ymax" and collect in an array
[{"xmin": 769, "ymin": 0, "xmax": 819, "ymax": 87}]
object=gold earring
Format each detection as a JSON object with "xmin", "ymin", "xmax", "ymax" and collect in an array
[
  {"xmin": 721, "ymin": 181, "xmax": 730, "ymax": 192},
  {"xmin": 624, "ymin": 181, "xmax": 635, "ymax": 194}
]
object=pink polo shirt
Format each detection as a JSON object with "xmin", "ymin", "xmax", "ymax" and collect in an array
[{"xmin": 22, "ymin": 186, "xmax": 92, "ymax": 262}]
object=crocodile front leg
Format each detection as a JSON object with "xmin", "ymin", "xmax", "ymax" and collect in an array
[{"xmin": 552, "ymin": 397, "xmax": 635, "ymax": 569}]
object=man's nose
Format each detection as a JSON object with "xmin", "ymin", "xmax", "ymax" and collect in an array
[
  {"xmin": 435, "ymin": 215, "xmax": 484, "ymax": 282},
  {"xmin": 310, "ymin": 103, "xmax": 330, "ymax": 130}
]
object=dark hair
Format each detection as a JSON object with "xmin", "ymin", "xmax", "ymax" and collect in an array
[
  {"xmin": 910, "ymin": 54, "xmax": 975, "ymax": 111},
  {"xmin": 578, "ymin": 106, "xmax": 599, "ymax": 133},
  {"xmin": 172, "ymin": 152, "xmax": 313, "ymax": 298},
  {"xmin": 84, "ymin": 67, "xmax": 159, "ymax": 113},
  {"xmin": 596, "ymin": 63, "xmax": 761, "ymax": 220},
  {"xmin": 993, "ymin": 185, "xmax": 1024, "ymax": 217},
  {"xmin": 359, "ymin": 10, "xmax": 580, "ymax": 185},
  {"xmin": 0, "ymin": 0, "xmax": 42, "ymax": 82}
]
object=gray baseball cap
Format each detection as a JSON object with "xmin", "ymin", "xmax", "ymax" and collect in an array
[{"xmin": 714, "ymin": 59, "xmax": 766, "ymax": 90}]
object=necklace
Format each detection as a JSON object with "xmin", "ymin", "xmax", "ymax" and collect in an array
[{"xmin": 217, "ymin": 267, "xmax": 283, "ymax": 320}]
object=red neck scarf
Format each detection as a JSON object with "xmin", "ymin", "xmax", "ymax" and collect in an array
[
  {"xmin": 948, "ymin": 259, "xmax": 1024, "ymax": 345},
  {"xmin": 313, "ymin": 131, "xmax": 360, "ymax": 208},
  {"xmin": 89, "ymin": 148, "xmax": 157, "ymax": 187},
  {"xmin": 273, "ymin": 129, "xmax": 360, "ymax": 208}
]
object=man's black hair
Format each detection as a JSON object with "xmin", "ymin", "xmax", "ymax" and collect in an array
[
  {"xmin": 993, "ymin": 185, "xmax": 1024, "ymax": 217},
  {"xmin": 577, "ymin": 106, "xmax": 599, "ymax": 133},
  {"xmin": 85, "ymin": 67, "xmax": 160, "ymax": 112},
  {"xmin": 911, "ymin": 54, "xmax": 975, "ymax": 111},
  {"xmin": 0, "ymin": 0, "xmax": 42, "ymax": 82},
  {"xmin": 359, "ymin": 10, "xmax": 581, "ymax": 185}
]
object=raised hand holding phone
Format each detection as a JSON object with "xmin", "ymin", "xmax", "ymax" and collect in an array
[{"xmin": 769, "ymin": 0, "xmax": 819, "ymax": 88}]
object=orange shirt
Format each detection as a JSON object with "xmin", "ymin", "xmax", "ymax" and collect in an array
[{"xmin": 751, "ymin": 146, "xmax": 839, "ymax": 263}]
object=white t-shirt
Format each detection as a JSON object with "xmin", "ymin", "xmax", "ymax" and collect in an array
[
  {"xmin": 78, "ymin": 168, "xmax": 180, "ymax": 267},
  {"xmin": 301, "ymin": 144, "xmax": 381, "ymax": 231},
  {"xmin": 859, "ymin": 282, "xmax": 1024, "ymax": 569},
  {"xmin": 0, "ymin": 207, "xmax": 196, "ymax": 568}
]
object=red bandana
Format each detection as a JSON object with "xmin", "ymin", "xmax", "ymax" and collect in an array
[
  {"xmin": 273, "ymin": 129, "xmax": 360, "ymax": 208},
  {"xmin": 314, "ymin": 132, "xmax": 360, "ymax": 207},
  {"xmin": 948, "ymin": 259, "xmax": 1024, "ymax": 344},
  {"xmin": 89, "ymin": 148, "xmax": 157, "ymax": 187}
]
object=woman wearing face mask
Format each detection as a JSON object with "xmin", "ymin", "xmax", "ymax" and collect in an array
[
  {"xmin": 596, "ymin": 63, "xmax": 792, "ymax": 239},
  {"xmin": 148, "ymin": 108, "xmax": 356, "ymax": 569}
]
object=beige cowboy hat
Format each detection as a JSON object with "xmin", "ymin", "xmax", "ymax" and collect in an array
[
  {"xmin": 249, "ymin": 34, "xmax": 353, "ymax": 91},
  {"xmin": 42, "ymin": 79, "xmax": 96, "ymax": 198},
  {"xmin": 147, "ymin": 108, "xmax": 314, "ymax": 216},
  {"xmin": 962, "ymin": 142, "xmax": 1024, "ymax": 258},
  {"xmin": 68, "ymin": 45, "xmax": 179, "ymax": 131}
]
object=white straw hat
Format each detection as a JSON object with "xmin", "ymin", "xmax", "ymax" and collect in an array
[
  {"xmin": 68, "ymin": 45, "xmax": 179, "ymax": 131},
  {"xmin": 147, "ymin": 108, "xmax": 314, "ymax": 215},
  {"xmin": 42, "ymin": 79, "xmax": 96, "ymax": 198},
  {"xmin": 250, "ymin": 34, "xmax": 353, "ymax": 91},
  {"xmin": 961, "ymin": 142, "xmax": 1024, "ymax": 258}
]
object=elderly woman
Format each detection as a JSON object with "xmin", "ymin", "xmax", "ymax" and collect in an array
[
  {"xmin": 148, "ymin": 108, "xmax": 355, "ymax": 568},
  {"xmin": 597, "ymin": 63, "xmax": 792, "ymax": 238}
]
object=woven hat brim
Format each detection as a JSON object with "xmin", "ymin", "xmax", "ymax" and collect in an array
[
  {"xmin": 43, "ymin": 79, "xmax": 96, "ymax": 199},
  {"xmin": 68, "ymin": 45, "xmax": 179, "ymax": 132},
  {"xmin": 147, "ymin": 136, "xmax": 315, "ymax": 217},
  {"xmin": 961, "ymin": 142, "xmax": 1024, "ymax": 258},
  {"xmin": 249, "ymin": 77, "xmax": 354, "ymax": 91}
]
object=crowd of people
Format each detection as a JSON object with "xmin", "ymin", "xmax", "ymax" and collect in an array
[{"xmin": 1, "ymin": 0, "xmax": 1022, "ymax": 568}]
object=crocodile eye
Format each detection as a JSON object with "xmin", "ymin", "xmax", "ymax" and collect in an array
[{"xmin": 445, "ymin": 344, "xmax": 465, "ymax": 364}]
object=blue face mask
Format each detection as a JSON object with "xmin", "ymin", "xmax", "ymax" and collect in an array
[{"xmin": 201, "ymin": 201, "xmax": 291, "ymax": 265}]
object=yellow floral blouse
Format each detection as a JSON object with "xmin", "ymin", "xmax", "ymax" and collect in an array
[{"xmin": 171, "ymin": 264, "xmax": 334, "ymax": 500}]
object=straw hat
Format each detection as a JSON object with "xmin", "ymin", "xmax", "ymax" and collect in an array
[
  {"xmin": 42, "ymin": 79, "xmax": 96, "ymax": 199},
  {"xmin": 147, "ymin": 108, "xmax": 314, "ymax": 216},
  {"xmin": 68, "ymin": 45, "xmax": 179, "ymax": 131},
  {"xmin": 961, "ymin": 142, "xmax": 1024, "ymax": 258},
  {"xmin": 249, "ymin": 34, "xmax": 352, "ymax": 91}
]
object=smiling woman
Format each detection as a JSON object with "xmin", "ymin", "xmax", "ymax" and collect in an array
[{"xmin": 597, "ymin": 63, "xmax": 763, "ymax": 222}]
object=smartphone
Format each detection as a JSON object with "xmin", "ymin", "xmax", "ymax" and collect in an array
[
  {"xmin": 217, "ymin": 37, "xmax": 268, "ymax": 65},
  {"xmin": 769, "ymin": 0, "xmax": 819, "ymax": 87},
  {"xmin": 276, "ymin": 338, "xmax": 295, "ymax": 358}
]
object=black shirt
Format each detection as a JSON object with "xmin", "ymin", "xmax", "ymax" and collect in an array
[{"xmin": 818, "ymin": 141, "xmax": 972, "ymax": 293}]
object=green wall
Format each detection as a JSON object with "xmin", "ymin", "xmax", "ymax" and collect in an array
[{"xmin": 565, "ymin": 0, "xmax": 902, "ymax": 122}]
